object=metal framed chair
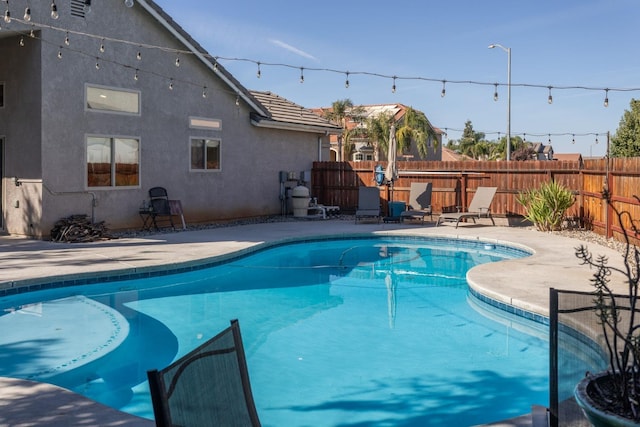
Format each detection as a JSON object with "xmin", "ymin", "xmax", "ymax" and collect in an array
[
  {"xmin": 147, "ymin": 319, "xmax": 261, "ymax": 427},
  {"xmin": 148, "ymin": 187, "xmax": 175, "ymax": 230}
]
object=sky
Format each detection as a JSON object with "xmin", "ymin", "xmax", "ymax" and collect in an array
[{"xmin": 153, "ymin": 0, "xmax": 640, "ymax": 157}]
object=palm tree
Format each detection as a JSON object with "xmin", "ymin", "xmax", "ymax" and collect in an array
[
  {"xmin": 366, "ymin": 112, "xmax": 393, "ymax": 160},
  {"xmin": 322, "ymin": 99, "xmax": 365, "ymax": 161},
  {"xmin": 396, "ymin": 107, "xmax": 439, "ymax": 159}
]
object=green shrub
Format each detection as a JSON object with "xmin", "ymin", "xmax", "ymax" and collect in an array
[{"xmin": 516, "ymin": 181, "xmax": 575, "ymax": 231}]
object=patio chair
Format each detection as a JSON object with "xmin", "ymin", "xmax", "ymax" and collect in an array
[
  {"xmin": 355, "ymin": 186, "xmax": 381, "ymax": 223},
  {"xmin": 148, "ymin": 187, "xmax": 175, "ymax": 230},
  {"xmin": 436, "ymin": 186, "xmax": 497, "ymax": 228},
  {"xmin": 400, "ymin": 182, "xmax": 433, "ymax": 223},
  {"xmin": 147, "ymin": 319, "xmax": 261, "ymax": 427}
]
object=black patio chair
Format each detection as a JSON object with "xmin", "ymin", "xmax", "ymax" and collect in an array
[
  {"xmin": 147, "ymin": 319, "xmax": 261, "ymax": 427},
  {"xmin": 148, "ymin": 187, "xmax": 175, "ymax": 230}
]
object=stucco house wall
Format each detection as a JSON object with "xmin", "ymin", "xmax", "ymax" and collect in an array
[{"xmin": 0, "ymin": 0, "xmax": 339, "ymax": 238}]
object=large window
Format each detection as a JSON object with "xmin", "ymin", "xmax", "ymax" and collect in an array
[
  {"xmin": 85, "ymin": 85, "xmax": 140, "ymax": 115},
  {"xmin": 87, "ymin": 136, "xmax": 140, "ymax": 187},
  {"xmin": 190, "ymin": 138, "xmax": 220, "ymax": 171}
]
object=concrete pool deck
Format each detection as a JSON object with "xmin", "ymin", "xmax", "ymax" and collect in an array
[{"xmin": 0, "ymin": 218, "xmax": 628, "ymax": 426}]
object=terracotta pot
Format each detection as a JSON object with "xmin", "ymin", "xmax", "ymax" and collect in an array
[{"xmin": 574, "ymin": 372, "xmax": 640, "ymax": 427}]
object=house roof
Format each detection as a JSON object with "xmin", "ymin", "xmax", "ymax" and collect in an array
[
  {"xmin": 553, "ymin": 153, "xmax": 583, "ymax": 162},
  {"xmin": 441, "ymin": 147, "xmax": 471, "ymax": 161},
  {"xmin": 249, "ymin": 91, "xmax": 343, "ymax": 134}
]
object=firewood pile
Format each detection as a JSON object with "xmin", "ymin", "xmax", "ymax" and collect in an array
[{"xmin": 50, "ymin": 214, "xmax": 112, "ymax": 243}]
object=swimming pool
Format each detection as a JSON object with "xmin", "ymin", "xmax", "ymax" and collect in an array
[{"xmin": 0, "ymin": 235, "xmax": 554, "ymax": 426}]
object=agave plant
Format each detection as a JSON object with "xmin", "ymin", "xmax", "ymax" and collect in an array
[{"xmin": 516, "ymin": 180, "xmax": 575, "ymax": 231}]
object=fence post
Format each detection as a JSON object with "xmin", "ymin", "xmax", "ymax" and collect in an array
[{"xmin": 549, "ymin": 287, "xmax": 559, "ymax": 427}]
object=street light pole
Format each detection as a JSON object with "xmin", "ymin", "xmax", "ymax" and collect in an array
[{"xmin": 489, "ymin": 43, "xmax": 511, "ymax": 161}]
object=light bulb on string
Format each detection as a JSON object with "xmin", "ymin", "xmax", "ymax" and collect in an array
[
  {"xmin": 57, "ymin": 47, "xmax": 62, "ymax": 59},
  {"xmin": 441, "ymin": 80, "xmax": 446, "ymax": 97},
  {"xmin": 29, "ymin": 28, "xmax": 35, "ymax": 38},
  {"xmin": 523, "ymin": 133, "xmax": 527, "ymax": 143},
  {"xmin": 235, "ymin": 95, "xmax": 240, "ymax": 106},
  {"xmin": 168, "ymin": 79, "xmax": 174, "ymax": 90},
  {"xmin": 134, "ymin": 68, "xmax": 139, "ymax": 81},
  {"xmin": 19, "ymin": 36, "xmax": 24, "ymax": 47},
  {"xmin": 95, "ymin": 58, "xmax": 100, "ymax": 70},
  {"xmin": 23, "ymin": 7, "xmax": 30, "ymax": 22},
  {"xmin": 493, "ymin": 83, "xmax": 498, "ymax": 101},
  {"xmin": 572, "ymin": 134, "xmax": 575, "ymax": 144},
  {"xmin": 124, "ymin": 0, "xmax": 134, "ymax": 7},
  {"xmin": 202, "ymin": 86, "xmax": 207, "ymax": 98},
  {"xmin": 136, "ymin": 50, "xmax": 142, "ymax": 60},
  {"xmin": 548, "ymin": 86, "xmax": 553, "ymax": 104},
  {"xmin": 4, "ymin": 9, "xmax": 11, "ymax": 24},
  {"xmin": 595, "ymin": 134, "xmax": 599, "ymax": 144},
  {"xmin": 548, "ymin": 134, "xmax": 551, "ymax": 144},
  {"xmin": 84, "ymin": 0, "xmax": 91, "ymax": 14},
  {"xmin": 256, "ymin": 62, "xmax": 261, "ymax": 78},
  {"xmin": 345, "ymin": 72, "xmax": 350, "ymax": 89},
  {"xmin": 99, "ymin": 39, "xmax": 105, "ymax": 53},
  {"xmin": 213, "ymin": 59, "xmax": 218, "ymax": 71},
  {"xmin": 392, "ymin": 76, "xmax": 396, "ymax": 93},
  {"xmin": 64, "ymin": 32, "xmax": 69, "ymax": 46},
  {"xmin": 175, "ymin": 53, "xmax": 180, "ymax": 67},
  {"xmin": 50, "ymin": 1, "xmax": 58, "ymax": 19},
  {"xmin": 299, "ymin": 67, "xmax": 304, "ymax": 83},
  {"xmin": 604, "ymin": 89, "xmax": 609, "ymax": 107}
]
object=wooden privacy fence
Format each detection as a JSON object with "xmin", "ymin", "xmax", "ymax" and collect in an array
[{"xmin": 311, "ymin": 158, "xmax": 640, "ymax": 241}]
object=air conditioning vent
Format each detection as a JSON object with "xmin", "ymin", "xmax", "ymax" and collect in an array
[{"xmin": 70, "ymin": 0, "xmax": 88, "ymax": 18}]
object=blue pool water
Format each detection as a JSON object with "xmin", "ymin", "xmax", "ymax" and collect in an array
[{"xmin": 0, "ymin": 236, "xmax": 555, "ymax": 426}]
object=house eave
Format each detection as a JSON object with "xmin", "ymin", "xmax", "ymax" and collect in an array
[{"xmin": 251, "ymin": 117, "xmax": 342, "ymax": 135}]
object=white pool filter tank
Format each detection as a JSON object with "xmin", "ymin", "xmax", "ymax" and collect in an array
[{"xmin": 291, "ymin": 185, "xmax": 311, "ymax": 217}]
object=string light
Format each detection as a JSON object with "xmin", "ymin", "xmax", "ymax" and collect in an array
[
  {"xmin": 134, "ymin": 68, "xmax": 138, "ymax": 81},
  {"xmin": 136, "ymin": 50, "xmax": 142, "ymax": 60},
  {"xmin": 57, "ymin": 46, "xmax": 62, "ymax": 58},
  {"xmin": 50, "ymin": 1, "xmax": 58, "ymax": 20},
  {"xmin": 168, "ymin": 78, "xmax": 173, "ymax": 90},
  {"xmin": 547, "ymin": 86, "xmax": 553, "ymax": 104},
  {"xmin": 299, "ymin": 67, "xmax": 304, "ymax": 83},
  {"xmin": 441, "ymin": 80, "xmax": 446, "ymax": 97},
  {"xmin": 175, "ymin": 53, "xmax": 180, "ymax": 67},
  {"xmin": 256, "ymin": 62, "xmax": 261, "ymax": 78},
  {"xmin": 345, "ymin": 72, "xmax": 349, "ymax": 89},
  {"xmin": 99, "ymin": 39, "xmax": 105, "ymax": 53},
  {"xmin": 4, "ymin": 2, "xmax": 11, "ymax": 24},
  {"xmin": 202, "ymin": 86, "xmax": 207, "ymax": 98},
  {"xmin": 64, "ymin": 31, "xmax": 69, "ymax": 46},
  {"xmin": 493, "ymin": 83, "xmax": 498, "ymax": 101},
  {"xmin": 548, "ymin": 134, "xmax": 551, "ymax": 144},
  {"xmin": 523, "ymin": 133, "xmax": 526, "ymax": 143},
  {"xmin": 595, "ymin": 134, "xmax": 599, "ymax": 144},
  {"xmin": 23, "ymin": 6, "xmax": 30, "ymax": 22},
  {"xmin": 19, "ymin": 35, "xmax": 24, "ymax": 46},
  {"xmin": 391, "ymin": 76, "xmax": 396, "ymax": 93},
  {"xmin": 572, "ymin": 134, "xmax": 575, "ymax": 144},
  {"xmin": 95, "ymin": 57, "xmax": 99, "ymax": 70},
  {"xmin": 84, "ymin": 0, "xmax": 91, "ymax": 14},
  {"xmin": 235, "ymin": 95, "xmax": 240, "ymax": 106},
  {"xmin": 604, "ymin": 89, "xmax": 609, "ymax": 107},
  {"xmin": 124, "ymin": 0, "xmax": 134, "ymax": 7}
]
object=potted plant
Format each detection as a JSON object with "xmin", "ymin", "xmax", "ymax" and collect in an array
[{"xmin": 573, "ymin": 192, "xmax": 640, "ymax": 426}]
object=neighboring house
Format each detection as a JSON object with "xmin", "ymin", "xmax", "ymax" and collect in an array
[
  {"xmin": 529, "ymin": 142, "xmax": 554, "ymax": 160},
  {"xmin": 554, "ymin": 153, "xmax": 584, "ymax": 167},
  {"xmin": 0, "ymin": 0, "xmax": 341, "ymax": 238},
  {"xmin": 313, "ymin": 103, "xmax": 442, "ymax": 162},
  {"xmin": 441, "ymin": 147, "xmax": 472, "ymax": 161}
]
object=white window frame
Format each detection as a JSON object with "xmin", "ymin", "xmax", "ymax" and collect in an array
[
  {"xmin": 190, "ymin": 137, "xmax": 221, "ymax": 172},
  {"xmin": 85, "ymin": 84, "xmax": 140, "ymax": 116},
  {"xmin": 189, "ymin": 116, "xmax": 222, "ymax": 130}
]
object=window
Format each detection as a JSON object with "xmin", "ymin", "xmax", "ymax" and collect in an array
[
  {"xmin": 0, "ymin": 82, "xmax": 4, "ymax": 108},
  {"xmin": 190, "ymin": 138, "xmax": 220, "ymax": 171},
  {"xmin": 87, "ymin": 136, "xmax": 139, "ymax": 187},
  {"xmin": 86, "ymin": 85, "xmax": 140, "ymax": 115},
  {"xmin": 189, "ymin": 117, "xmax": 221, "ymax": 130}
]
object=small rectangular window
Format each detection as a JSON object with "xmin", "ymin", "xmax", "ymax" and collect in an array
[
  {"xmin": 190, "ymin": 138, "xmax": 220, "ymax": 171},
  {"xmin": 189, "ymin": 117, "xmax": 222, "ymax": 130},
  {"xmin": 87, "ymin": 136, "xmax": 140, "ymax": 187},
  {"xmin": 86, "ymin": 85, "xmax": 140, "ymax": 115}
]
